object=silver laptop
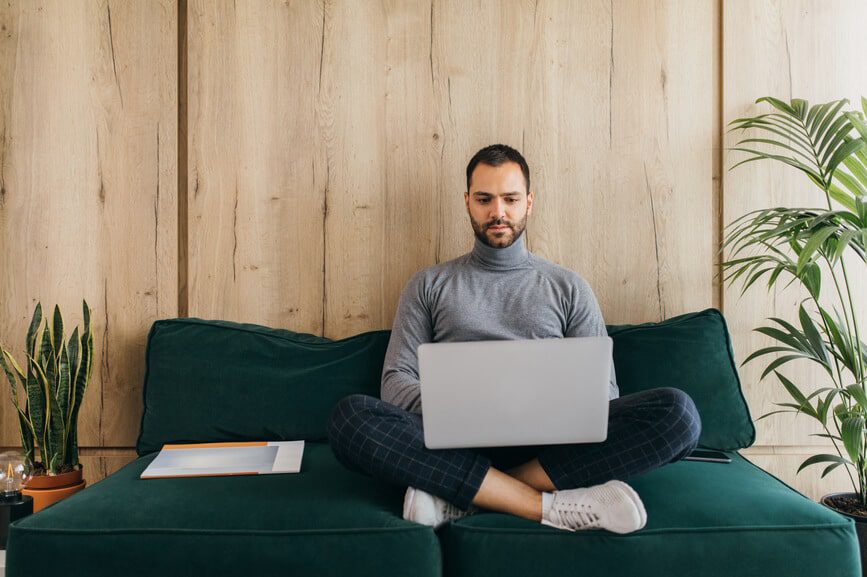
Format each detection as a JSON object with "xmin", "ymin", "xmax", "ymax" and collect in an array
[{"xmin": 418, "ymin": 337, "xmax": 612, "ymax": 449}]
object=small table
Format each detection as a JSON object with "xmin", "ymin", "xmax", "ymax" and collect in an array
[{"xmin": 0, "ymin": 548, "xmax": 5, "ymax": 577}]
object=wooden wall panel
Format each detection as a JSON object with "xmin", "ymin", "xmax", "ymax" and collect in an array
[
  {"xmin": 724, "ymin": 0, "xmax": 867, "ymax": 498},
  {"xmin": 527, "ymin": 0, "xmax": 716, "ymax": 323},
  {"xmin": 0, "ymin": 1, "xmax": 177, "ymax": 451},
  {"xmin": 186, "ymin": 0, "xmax": 324, "ymax": 332}
]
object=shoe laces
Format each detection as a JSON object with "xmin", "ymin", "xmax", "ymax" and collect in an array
[
  {"xmin": 553, "ymin": 499, "xmax": 601, "ymax": 529},
  {"xmin": 441, "ymin": 500, "xmax": 472, "ymax": 522}
]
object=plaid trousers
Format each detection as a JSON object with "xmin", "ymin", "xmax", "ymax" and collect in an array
[{"xmin": 327, "ymin": 387, "xmax": 701, "ymax": 510}]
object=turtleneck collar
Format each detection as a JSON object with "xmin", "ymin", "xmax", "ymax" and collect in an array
[{"xmin": 469, "ymin": 232, "xmax": 530, "ymax": 270}]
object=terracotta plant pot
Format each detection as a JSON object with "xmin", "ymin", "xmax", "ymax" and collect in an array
[
  {"xmin": 22, "ymin": 466, "xmax": 86, "ymax": 513},
  {"xmin": 822, "ymin": 492, "xmax": 867, "ymax": 577}
]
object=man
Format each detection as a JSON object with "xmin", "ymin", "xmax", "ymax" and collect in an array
[{"xmin": 328, "ymin": 144, "xmax": 701, "ymax": 533}]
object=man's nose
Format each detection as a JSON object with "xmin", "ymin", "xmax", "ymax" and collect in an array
[{"xmin": 490, "ymin": 198, "xmax": 507, "ymax": 218}]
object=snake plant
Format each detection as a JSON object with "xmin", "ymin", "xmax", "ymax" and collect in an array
[
  {"xmin": 0, "ymin": 301, "xmax": 94, "ymax": 474},
  {"xmin": 724, "ymin": 97, "xmax": 867, "ymax": 504}
]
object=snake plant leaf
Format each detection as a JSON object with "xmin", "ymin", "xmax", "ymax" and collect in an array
[
  {"xmin": 66, "ymin": 300, "xmax": 94, "ymax": 467},
  {"xmin": 842, "ymin": 415, "xmax": 865, "ymax": 466},
  {"xmin": 25, "ymin": 303, "xmax": 42, "ymax": 360},
  {"xmin": 51, "ymin": 305, "xmax": 63, "ymax": 360},
  {"xmin": 66, "ymin": 327, "xmax": 80, "ymax": 426},
  {"xmin": 27, "ymin": 355, "xmax": 50, "ymax": 464},
  {"xmin": 797, "ymin": 453, "xmax": 851, "ymax": 475},
  {"xmin": 57, "ymin": 344, "xmax": 71, "ymax": 447}
]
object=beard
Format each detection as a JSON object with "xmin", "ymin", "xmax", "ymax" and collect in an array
[{"xmin": 469, "ymin": 211, "xmax": 528, "ymax": 248}]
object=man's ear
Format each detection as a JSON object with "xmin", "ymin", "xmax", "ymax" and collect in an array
[
  {"xmin": 527, "ymin": 190, "xmax": 535, "ymax": 215},
  {"xmin": 464, "ymin": 191, "xmax": 470, "ymax": 211}
]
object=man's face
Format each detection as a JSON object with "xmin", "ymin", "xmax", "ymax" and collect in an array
[{"xmin": 465, "ymin": 161, "xmax": 534, "ymax": 248}]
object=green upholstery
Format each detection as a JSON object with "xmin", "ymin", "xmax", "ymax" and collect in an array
[
  {"xmin": 8, "ymin": 310, "xmax": 857, "ymax": 577},
  {"xmin": 136, "ymin": 318, "xmax": 389, "ymax": 455},
  {"xmin": 6, "ymin": 443, "xmax": 441, "ymax": 577},
  {"xmin": 608, "ymin": 308, "xmax": 756, "ymax": 450},
  {"xmin": 442, "ymin": 452, "xmax": 859, "ymax": 577}
]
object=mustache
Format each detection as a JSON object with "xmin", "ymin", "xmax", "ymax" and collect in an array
[{"xmin": 485, "ymin": 219, "xmax": 513, "ymax": 229}]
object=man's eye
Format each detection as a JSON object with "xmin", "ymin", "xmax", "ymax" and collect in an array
[
  {"xmin": 478, "ymin": 199, "xmax": 490, "ymax": 204},
  {"xmin": 506, "ymin": 198, "xmax": 517, "ymax": 203}
]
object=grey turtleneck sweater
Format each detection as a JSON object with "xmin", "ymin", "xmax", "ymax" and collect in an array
[{"xmin": 381, "ymin": 233, "xmax": 619, "ymax": 413}]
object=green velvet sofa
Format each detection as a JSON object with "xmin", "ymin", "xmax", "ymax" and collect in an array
[{"xmin": 6, "ymin": 309, "xmax": 861, "ymax": 576}]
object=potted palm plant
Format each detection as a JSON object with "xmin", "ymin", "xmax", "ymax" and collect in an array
[
  {"xmin": 723, "ymin": 96, "xmax": 867, "ymax": 567},
  {"xmin": 0, "ymin": 300, "xmax": 94, "ymax": 511}
]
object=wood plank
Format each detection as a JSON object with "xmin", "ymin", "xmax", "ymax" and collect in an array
[
  {"xmin": 318, "ymin": 0, "xmax": 388, "ymax": 338},
  {"xmin": 0, "ymin": 0, "xmax": 177, "ymax": 449},
  {"xmin": 526, "ymin": 0, "xmax": 716, "ymax": 324},
  {"xmin": 186, "ymin": 0, "xmax": 324, "ymax": 332},
  {"xmin": 381, "ymin": 0, "xmax": 440, "ymax": 329}
]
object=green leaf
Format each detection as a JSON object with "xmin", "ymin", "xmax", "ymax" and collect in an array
[
  {"xmin": 25, "ymin": 302, "xmax": 43, "ymax": 360},
  {"xmin": 796, "ymin": 227, "xmax": 836, "ymax": 274},
  {"xmin": 761, "ymin": 354, "xmax": 815, "ymax": 380},
  {"xmin": 774, "ymin": 371, "xmax": 818, "ymax": 418},
  {"xmin": 822, "ymin": 462, "xmax": 846, "ymax": 478},
  {"xmin": 51, "ymin": 305, "xmax": 64, "ymax": 361},
  {"xmin": 799, "ymin": 304, "xmax": 829, "ymax": 364},
  {"xmin": 842, "ymin": 415, "xmax": 865, "ymax": 466},
  {"xmin": 797, "ymin": 453, "xmax": 851, "ymax": 474},
  {"xmin": 846, "ymin": 384, "xmax": 867, "ymax": 411},
  {"xmin": 828, "ymin": 139, "xmax": 867, "ymax": 183}
]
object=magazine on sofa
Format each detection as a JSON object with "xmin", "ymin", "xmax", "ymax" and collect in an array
[{"xmin": 140, "ymin": 440, "xmax": 305, "ymax": 479}]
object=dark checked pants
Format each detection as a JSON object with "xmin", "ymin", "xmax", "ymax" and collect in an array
[{"xmin": 327, "ymin": 387, "xmax": 701, "ymax": 511}]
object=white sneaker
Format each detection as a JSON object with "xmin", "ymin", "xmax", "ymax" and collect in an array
[
  {"xmin": 541, "ymin": 480, "xmax": 647, "ymax": 534},
  {"xmin": 403, "ymin": 486, "xmax": 472, "ymax": 529}
]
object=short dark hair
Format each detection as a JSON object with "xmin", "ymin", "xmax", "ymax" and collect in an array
[{"xmin": 465, "ymin": 144, "xmax": 530, "ymax": 193}]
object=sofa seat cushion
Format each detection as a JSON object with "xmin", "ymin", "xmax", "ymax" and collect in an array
[
  {"xmin": 6, "ymin": 443, "xmax": 440, "ymax": 577},
  {"xmin": 441, "ymin": 453, "xmax": 860, "ymax": 577}
]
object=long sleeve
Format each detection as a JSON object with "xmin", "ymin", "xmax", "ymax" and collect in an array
[
  {"xmin": 564, "ymin": 276, "xmax": 619, "ymax": 400},
  {"xmin": 380, "ymin": 272, "xmax": 435, "ymax": 413}
]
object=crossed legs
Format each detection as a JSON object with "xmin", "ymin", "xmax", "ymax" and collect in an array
[{"xmin": 327, "ymin": 387, "xmax": 701, "ymax": 522}]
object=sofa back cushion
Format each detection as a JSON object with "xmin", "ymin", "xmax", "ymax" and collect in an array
[
  {"xmin": 608, "ymin": 308, "xmax": 755, "ymax": 450},
  {"xmin": 137, "ymin": 308, "xmax": 754, "ymax": 455},
  {"xmin": 135, "ymin": 318, "xmax": 390, "ymax": 456}
]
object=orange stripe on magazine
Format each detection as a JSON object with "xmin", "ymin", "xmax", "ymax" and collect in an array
[{"xmin": 161, "ymin": 441, "xmax": 269, "ymax": 450}]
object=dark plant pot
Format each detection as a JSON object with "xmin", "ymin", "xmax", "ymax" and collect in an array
[{"xmin": 823, "ymin": 492, "xmax": 867, "ymax": 576}]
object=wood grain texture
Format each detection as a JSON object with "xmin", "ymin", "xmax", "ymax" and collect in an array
[
  {"xmin": 186, "ymin": 0, "xmax": 324, "ymax": 332},
  {"xmin": 527, "ymin": 0, "xmax": 716, "ymax": 323},
  {"xmin": 0, "ymin": 0, "xmax": 177, "ymax": 449},
  {"xmin": 723, "ymin": 0, "xmax": 867, "ymax": 498}
]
